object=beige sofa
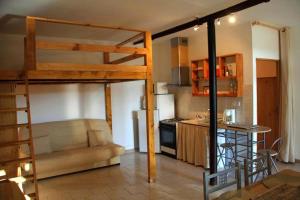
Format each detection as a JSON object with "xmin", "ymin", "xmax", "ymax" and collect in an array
[{"xmin": 19, "ymin": 119, "xmax": 125, "ymax": 179}]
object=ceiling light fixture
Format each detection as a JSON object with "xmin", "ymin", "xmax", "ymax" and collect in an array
[
  {"xmin": 228, "ymin": 14, "xmax": 236, "ymax": 24},
  {"xmin": 193, "ymin": 25, "xmax": 200, "ymax": 31},
  {"xmin": 193, "ymin": 17, "xmax": 201, "ymax": 31},
  {"xmin": 216, "ymin": 19, "xmax": 221, "ymax": 26}
]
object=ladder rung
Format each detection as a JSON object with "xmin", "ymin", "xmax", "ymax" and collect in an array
[
  {"xmin": 0, "ymin": 157, "xmax": 32, "ymax": 166},
  {"xmin": 0, "ymin": 123, "xmax": 29, "ymax": 129},
  {"xmin": 0, "ymin": 139, "xmax": 31, "ymax": 148},
  {"xmin": 24, "ymin": 174, "xmax": 35, "ymax": 181},
  {"xmin": 0, "ymin": 92, "xmax": 27, "ymax": 96},
  {"xmin": 0, "ymin": 107, "xmax": 28, "ymax": 112}
]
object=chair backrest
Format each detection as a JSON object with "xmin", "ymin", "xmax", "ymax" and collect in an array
[
  {"xmin": 203, "ymin": 163, "xmax": 241, "ymax": 200},
  {"xmin": 243, "ymin": 152, "xmax": 272, "ymax": 186},
  {"xmin": 271, "ymin": 137, "xmax": 282, "ymax": 154}
]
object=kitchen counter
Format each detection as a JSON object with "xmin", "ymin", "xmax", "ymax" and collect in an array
[
  {"xmin": 177, "ymin": 119, "xmax": 271, "ymax": 168},
  {"xmin": 177, "ymin": 122, "xmax": 210, "ymax": 168},
  {"xmin": 180, "ymin": 119, "xmax": 271, "ymax": 133}
]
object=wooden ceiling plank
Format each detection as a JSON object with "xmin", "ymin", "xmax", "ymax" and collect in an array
[
  {"xmin": 36, "ymin": 40, "xmax": 148, "ymax": 54},
  {"xmin": 30, "ymin": 16, "xmax": 145, "ymax": 33},
  {"xmin": 116, "ymin": 32, "xmax": 144, "ymax": 47},
  {"xmin": 27, "ymin": 70, "xmax": 147, "ymax": 80},
  {"xmin": 110, "ymin": 54, "xmax": 145, "ymax": 65},
  {"xmin": 36, "ymin": 63, "xmax": 147, "ymax": 73}
]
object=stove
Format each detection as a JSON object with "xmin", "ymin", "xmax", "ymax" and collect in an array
[{"xmin": 159, "ymin": 118, "xmax": 183, "ymax": 158}]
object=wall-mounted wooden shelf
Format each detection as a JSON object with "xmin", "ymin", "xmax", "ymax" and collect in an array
[{"xmin": 191, "ymin": 53, "xmax": 243, "ymax": 97}]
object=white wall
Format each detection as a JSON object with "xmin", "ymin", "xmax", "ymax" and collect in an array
[
  {"xmin": 251, "ymin": 25, "xmax": 280, "ymax": 124},
  {"xmin": 1, "ymin": 33, "xmax": 145, "ymax": 150},
  {"xmin": 153, "ymin": 23, "xmax": 254, "ymax": 123},
  {"xmin": 111, "ymin": 81, "xmax": 145, "ymax": 150},
  {"xmin": 290, "ymin": 26, "xmax": 300, "ymax": 159},
  {"xmin": 16, "ymin": 84, "xmax": 105, "ymax": 123},
  {"xmin": 16, "ymin": 82, "xmax": 144, "ymax": 150}
]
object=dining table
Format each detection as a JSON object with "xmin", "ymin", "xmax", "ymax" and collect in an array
[{"xmin": 214, "ymin": 169, "xmax": 300, "ymax": 200}]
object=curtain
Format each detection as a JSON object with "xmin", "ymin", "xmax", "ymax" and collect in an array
[
  {"xmin": 279, "ymin": 28, "xmax": 295, "ymax": 163},
  {"xmin": 177, "ymin": 122, "xmax": 209, "ymax": 168}
]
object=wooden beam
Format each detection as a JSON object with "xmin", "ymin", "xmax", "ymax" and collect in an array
[
  {"xmin": 103, "ymin": 52, "xmax": 110, "ymax": 64},
  {"xmin": 31, "ymin": 16, "xmax": 145, "ymax": 33},
  {"xmin": 26, "ymin": 17, "xmax": 36, "ymax": 70},
  {"xmin": 110, "ymin": 54, "xmax": 144, "ymax": 65},
  {"xmin": 25, "ymin": 80, "xmax": 117, "ymax": 84},
  {"xmin": 144, "ymin": 31, "xmax": 156, "ymax": 183},
  {"xmin": 27, "ymin": 70, "xmax": 147, "ymax": 80},
  {"xmin": 116, "ymin": 32, "xmax": 144, "ymax": 47},
  {"xmin": 0, "ymin": 71, "xmax": 22, "ymax": 80},
  {"xmin": 36, "ymin": 40, "xmax": 148, "ymax": 54},
  {"xmin": 36, "ymin": 63, "xmax": 147, "ymax": 73},
  {"xmin": 104, "ymin": 84, "xmax": 112, "ymax": 130}
]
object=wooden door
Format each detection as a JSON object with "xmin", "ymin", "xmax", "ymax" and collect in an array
[{"xmin": 256, "ymin": 59, "xmax": 280, "ymax": 149}]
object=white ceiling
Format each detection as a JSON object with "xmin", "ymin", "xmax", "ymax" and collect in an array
[{"xmin": 0, "ymin": 0, "xmax": 299, "ymax": 41}]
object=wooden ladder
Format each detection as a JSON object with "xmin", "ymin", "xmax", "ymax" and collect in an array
[{"xmin": 0, "ymin": 75, "xmax": 39, "ymax": 199}]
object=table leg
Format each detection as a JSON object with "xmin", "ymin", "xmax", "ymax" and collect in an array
[
  {"xmin": 263, "ymin": 132, "xmax": 266, "ymax": 149},
  {"xmin": 250, "ymin": 132, "xmax": 254, "ymax": 184},
  {"xmin": 234, "ymin": 131, "xmax": 237, "ymax": 166}
]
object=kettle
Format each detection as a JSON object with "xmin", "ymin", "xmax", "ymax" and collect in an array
[{"xmin": 223, "ymin": 109, "xmax": 236, "ymax": 124}]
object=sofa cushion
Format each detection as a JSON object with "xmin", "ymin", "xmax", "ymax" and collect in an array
[
  {"xmin": 84, "ymin": 119, "xmax": 112, "ymax": 137},
  {"xmin": 88, "ymin": 130, "xmax": 112, "ymax": 147},
  {"xmin": 19, "ymin": 119, "xmax": 114, "ymax": 153},
  {"xmin": 35, "ymin": 143, "xmax": 125, "ymax": 178},
  {"xmin": 34, "ymin": 136, "xmax": 52, "ymax": 155},
  {"xmin": 21, "ymin": 135, "xmax": 52, "ymax": 155},
  {"xmin": 47, "ymin": 120, "xmax": 88, "ymax": 151}
]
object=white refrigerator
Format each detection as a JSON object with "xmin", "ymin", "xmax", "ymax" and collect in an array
[{"xmin": 137, "ymin": 110, "xmax": 160, "ymax": 153}]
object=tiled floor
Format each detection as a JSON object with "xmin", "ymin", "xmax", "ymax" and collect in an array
[{"xmin": 37, "ymin": 152, "xmax": 300, "ymax": 200}]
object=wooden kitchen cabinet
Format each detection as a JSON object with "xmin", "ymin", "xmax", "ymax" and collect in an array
[{"xmin": 191, "ymin": 53, "xmax": 243, "ymax": 97}]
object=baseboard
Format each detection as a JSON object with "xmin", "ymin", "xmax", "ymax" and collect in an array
[{"xmin": 125, "ymin": 148, "xmax": 137, "ymax": 154}]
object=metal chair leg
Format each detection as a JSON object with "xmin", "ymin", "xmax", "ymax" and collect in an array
[
  {"xmin": 271, "ymin": 157, "xmax": 279, "ymax": 172},
  {"xmin": 217, "ymin": 145, "xmax": 226, "ymax": 168}
]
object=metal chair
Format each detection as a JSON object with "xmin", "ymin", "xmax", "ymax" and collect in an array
[
  {"xmin": 243, "ymin": 152, "xmax": 272, "ymax": 186},
  {"xmin": 257, "ymin": 137, "xmax": 282, "ymax": 172},
  {"xmin": 203, "ymin": 163, "xmax": 241, "ymax": 200},
  {"xmin": 217, "ymin": 130, "xmax": 236, "ymax": 169}
]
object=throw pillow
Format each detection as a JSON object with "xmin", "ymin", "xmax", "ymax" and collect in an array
[{"xmin": 87, "ymin": 130, "xmax": 111, "ymax": 147}]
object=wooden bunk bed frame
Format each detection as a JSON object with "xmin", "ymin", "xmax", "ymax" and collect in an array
[{"xmin": 0, "ymin": 16, "xmax": 157, "ymax": 197}]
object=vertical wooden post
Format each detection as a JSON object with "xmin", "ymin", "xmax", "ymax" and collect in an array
[
  {"xmin": 103, "ymin": 52, "xmax": 110, "ymax": 64},
  {"xmin": 104, "ymin": 83, "xmax": 112, "ymax": 130},
  {"xmin": 103, "ymin": 53, "xmax": 112, "ymax": 130},
  {"xmin": 144, "ymin": 31, "xmax": 156, "ymax": 183},
  {"xmin": 26, "ymin": 17, "xmax": 36, "ymax": 70}
]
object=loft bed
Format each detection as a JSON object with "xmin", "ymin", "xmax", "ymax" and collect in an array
[
  {"xmin": 0, "ymin": 16, "xmax": 156, "ymax": 199},
  {"xmin": 1, "ymin": 16, "xmax": 152, "ymax": 83}
]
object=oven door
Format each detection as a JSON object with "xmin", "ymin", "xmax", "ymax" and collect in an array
[{"xmin": 159, "ymin": 123, "xmax": 177, "ymax": 157}]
